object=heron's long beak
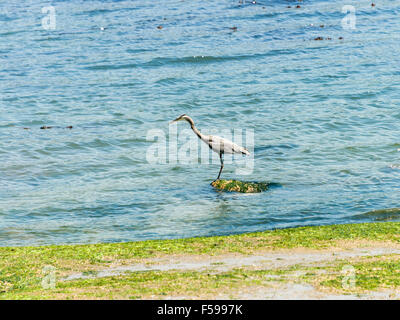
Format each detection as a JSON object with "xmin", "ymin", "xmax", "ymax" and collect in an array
[{"xmin": 169, "ymin": 117, "xmax": 181, "ymax": 124}]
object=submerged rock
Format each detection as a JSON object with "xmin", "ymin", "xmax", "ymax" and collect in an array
[{"xmin": 211, "ymin": 179, "xmax": 269, "ymax": 193}]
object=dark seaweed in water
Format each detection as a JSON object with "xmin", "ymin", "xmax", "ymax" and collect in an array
[
  {"xmin": 355, "ymin": 208, "xmax": 400, "ymax": 222},
  {"xmin": 23, "ymin": 126, "xmax": 73, "ymax": 130}
]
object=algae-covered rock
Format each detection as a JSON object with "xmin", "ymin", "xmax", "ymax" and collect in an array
[{"xmin": 211, "ymin": 179, "xmax": 269, "ymax": 193}]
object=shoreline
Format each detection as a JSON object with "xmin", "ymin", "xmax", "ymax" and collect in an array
[{"xmin": 1, "ymin": 221, "xmax": 400, "ymax": 299}]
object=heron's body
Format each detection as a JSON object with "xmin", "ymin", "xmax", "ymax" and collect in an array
[
  {"xmin": 170, "ymin": 114, "xmax": 250, "ymax": 181},
  {"xmin": 202, "ymin": 135, "xmax": 250, "ymax": 155}
]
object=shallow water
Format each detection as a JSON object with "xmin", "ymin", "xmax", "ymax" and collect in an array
[{"xmin": 1, "ymin": 0, "xmax": 400, "ymax": 246}]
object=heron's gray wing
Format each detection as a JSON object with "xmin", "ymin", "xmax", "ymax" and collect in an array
[{"xmin": 207, "ymin": 136, "xmax": 250, "ymax": 155}]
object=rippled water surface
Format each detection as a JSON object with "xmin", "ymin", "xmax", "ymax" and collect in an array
[{"xmin": 1, "ymin": 0, "xmax": 400, "ymax": 246}]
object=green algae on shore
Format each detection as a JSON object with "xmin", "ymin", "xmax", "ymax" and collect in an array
[
  {"xmin": 2, "ymin": 222, "xmax": 400, "ymax": 299},
  {"xmin": 211, "ymin": 179, "xmax": 269, "ymax": 193}
]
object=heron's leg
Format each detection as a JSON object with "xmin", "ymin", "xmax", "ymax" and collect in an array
[{"xmin": 216, "ymin": 153, "xmax": 224, "ymax": 180}]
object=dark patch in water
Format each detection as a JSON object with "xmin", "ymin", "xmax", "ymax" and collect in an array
[
  {"xmin": 20, "ymin": 126, "xmax": 74, "ymax": 130},
  {"xmin": 355, "ymin": 208, "xmax": 400, "ymax": 222}
]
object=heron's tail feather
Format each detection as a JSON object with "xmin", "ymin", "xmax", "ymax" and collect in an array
[{"xmin": 232, "ymin": 143, "xmax": 250, "ymax": 155}]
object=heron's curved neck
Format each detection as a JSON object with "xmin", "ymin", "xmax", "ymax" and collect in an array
[{"xmin": 185, "ymin": 117, "xmax": 204, "ymax": 140}]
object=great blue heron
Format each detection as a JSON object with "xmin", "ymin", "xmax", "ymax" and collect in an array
[{"xmin": 170, "ymin": 114, "xmax": 250, "ymax": 181}]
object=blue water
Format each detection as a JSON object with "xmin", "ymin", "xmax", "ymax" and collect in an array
[{"xmin": 1, "ymin": 0, "xmax": 400, "ymax": 246}]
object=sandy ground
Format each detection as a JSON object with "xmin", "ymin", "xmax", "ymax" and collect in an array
[{"xmin": 62, "ymin": 244, "xmax": 400, "ymax": 299}]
